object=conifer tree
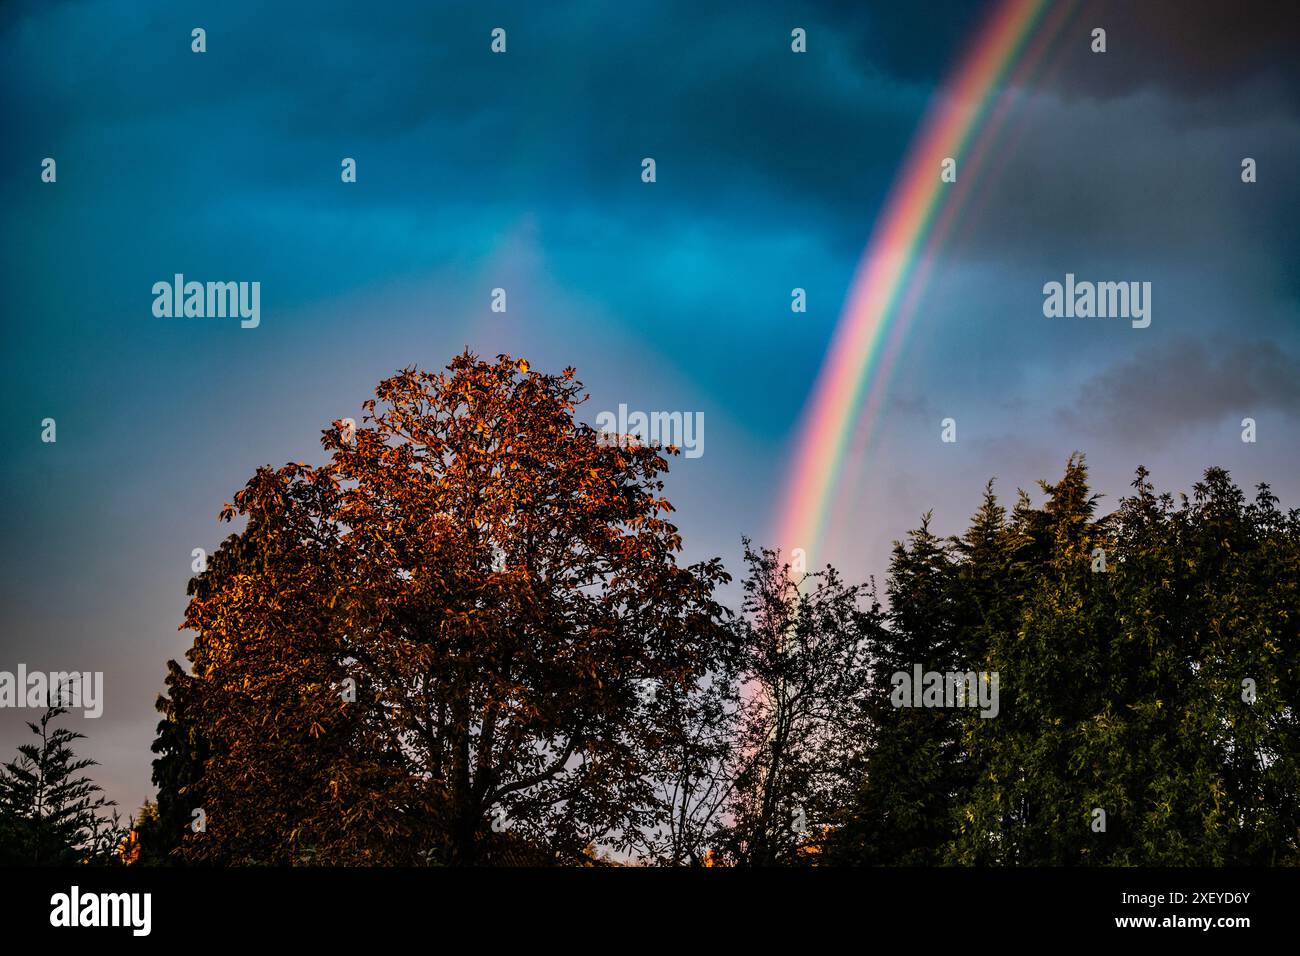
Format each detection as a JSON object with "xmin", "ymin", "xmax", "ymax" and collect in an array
[
  {"xmin": 827, "ymin": 514, "xmax": 959, "ymax": 864},
  {"xmin": 0, "ymin": 703, "xmax": 122, "ymax": 865}
]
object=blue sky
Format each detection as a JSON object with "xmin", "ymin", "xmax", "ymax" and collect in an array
[{"xmin": 1, "ymin": 0, "xmax": 1297, "ymax": 811}]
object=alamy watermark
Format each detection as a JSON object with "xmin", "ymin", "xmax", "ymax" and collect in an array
[
  {"xmin": 50, "ymin": 886, "xmax": 150, "ymax": 936},
  {"xmin": 1042, "ymin": 273, "xmax": 1150, "ymax": 329},
  {"xmin": 0, "ymin": 666, "xmax": 104, "ymax": 718},
  {"xmin": 890, "ymin": 665, "xmax": 999, "ymax": 718},
  {"xmin": 152, "ymin": 274, "xmax": 260, "ymax": 329},
  {"xmin": 595, "ymin": 404, "xmax": 704, "ymax": 459}
]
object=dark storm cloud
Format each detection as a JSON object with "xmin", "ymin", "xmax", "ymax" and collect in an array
[
  {"xmin": 936, "ymin": 81, "xmax": 1300, "ymax": 324},
  {"xmin": 1057, "ymin": 336, "xmax": 1300, "ymax": 444},
  {"xmin": 6, "ymin": 0, "xmax": 1295, "ymax": 271},
  {"xmin": 0, "ymin": 0, "xmax": 1001, "ymax": 259},
  {"xmin": 814, "ymin": 0, "xmax": 999, "ymax": 83},
  {"xmin": 1047, "ymin": 0, "xmax": 1300, "ymax": 105}
]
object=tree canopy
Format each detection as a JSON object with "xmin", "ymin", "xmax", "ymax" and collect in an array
[
  {"xmin": 154, "ymin": 353, "xmax": 729, "ymax": 864},
  {"xmin": 134, "ymin": 355, "xmax": 1300, "ymax": 867}
]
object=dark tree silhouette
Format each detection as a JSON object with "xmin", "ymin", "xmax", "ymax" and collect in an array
[
  {"xmin": 156, "ymin": 353, "xmax": 729, "ymax": 865},
  {"xmin": 720, "ymin": 541, "xmax": 882, "ymax": 866},
  {"xmin": 0, "ymin": 702, "xmax": 122, "ymax": 865},
  {"xmin": 147, "ymin": 408, "xmax": 1299, "ymax": 867}
]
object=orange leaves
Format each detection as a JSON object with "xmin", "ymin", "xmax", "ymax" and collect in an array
[{"xmin": 171, "ymin": 350, "xmax": 733, "ymax": 864}]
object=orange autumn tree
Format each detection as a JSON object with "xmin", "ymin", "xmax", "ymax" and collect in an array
[{"xmin": 163, "ymin": 353, "xmax": 729, "ymax": 865}]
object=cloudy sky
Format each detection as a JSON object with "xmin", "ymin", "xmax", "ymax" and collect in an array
[{"xmin": 1, "ymin": 0, "xmax": 1297, "ymax": 812}]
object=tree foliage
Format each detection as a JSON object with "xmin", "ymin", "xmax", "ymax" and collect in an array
[
  {"xmin": 830, "ymin": 455, "xmax": 1300, "ymax": 865},
  {"xmin": 156, "ymin": 353, "xmax": 729, "ymax": 864},
  {"xmin": 0, "ymin": 704, "xmax": 123, "ymax": 865},
  {"xmin": 141, "ymin": 356, "xmax": 1298, "ymax": 868},
  {"xmin": 718, "ymin": 541, "xmax": 881, "ymax": 865}
]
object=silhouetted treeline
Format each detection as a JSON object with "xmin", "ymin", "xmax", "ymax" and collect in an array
[
  {"xmin": 5, "ymin": 357, "xmax": 1296, "ymax": 866},
  {"xmin": 827, "ymin": 458, "xmax": 1300, "ymax": 865}
]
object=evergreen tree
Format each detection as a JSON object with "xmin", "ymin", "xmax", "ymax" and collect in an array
[
  {"xmin": 951, "ymin": 459, "xmax": 1300, "ymax": 864},
  {"xmin": 826, "ymin": 514, "xmax": 960, "ymax": 864},
  {"xmin": 0, "ymin": 704, "xmax": 122, "ymax": 865}
]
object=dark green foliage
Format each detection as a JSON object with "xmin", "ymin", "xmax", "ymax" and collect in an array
[
  {"xmin": 135, "ymin": 660, "xmax": 209, "ymax": 865},
  {"xmin": 827, "ymin": 515, "xmax": 961, "ymax": 864},
  {"xmin": 132, "ymin": 452, "xmax": 1300, "ymax": 865},
  {"xmin": 830, "ymin": 456, "xmax": 1300, "ymax": 865},
  {"xmin": 0, "ymin": 705, "xmax": 123, "ymax": 866}
]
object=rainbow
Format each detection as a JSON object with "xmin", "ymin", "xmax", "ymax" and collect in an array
[{"xmin": 777, "ymin": 0, "xmax": 1077, "ymax": 559}]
